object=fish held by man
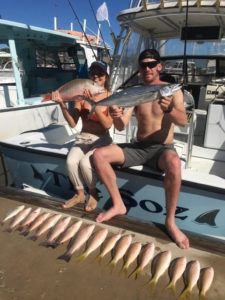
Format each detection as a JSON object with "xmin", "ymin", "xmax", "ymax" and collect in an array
[
  {"xmin": 41, "ymin": 79, "xmax": 105, "ymax": 102},
  {"xmin": 84, "ymin": 83, "xmax": 182, "ymax": 114}
]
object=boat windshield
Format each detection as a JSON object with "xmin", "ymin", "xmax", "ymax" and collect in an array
[{"xmin": 111, "ymin": 31, "xmax": 225, "ymax": 90}]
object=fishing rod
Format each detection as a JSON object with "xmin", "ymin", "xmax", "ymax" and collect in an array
[
  {"xmin": 88, "ymin": 0, "xmax": 112, "ymax": 63},
  {"xmin": 66, "ymin": 0, "xmax": 97, "ymax": 60}
]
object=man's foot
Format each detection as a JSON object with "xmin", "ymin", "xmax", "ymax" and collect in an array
[
  {"xmin": 62, "ymin": 195, "xmax": 85, "ymax": 209},
  {"xmin": 166, "ymin": 223, "xmax": 189, "ymax": 249},
  {"xmin": 85, "ymin": 194, "xmax": 99, "ymax": 212},
  {"xmin": 96, "ymin": 205, "xmax": 127, "ymax": 223}
]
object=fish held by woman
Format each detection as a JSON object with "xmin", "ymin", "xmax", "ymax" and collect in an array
[{"xmin": 41, "ymin": 79, "xmax": 105, "ymax": 102}]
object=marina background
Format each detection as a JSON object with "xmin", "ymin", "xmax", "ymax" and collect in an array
[{"xmin": 0, "ymin": 0, "xmax": 130, "ymax": 49}]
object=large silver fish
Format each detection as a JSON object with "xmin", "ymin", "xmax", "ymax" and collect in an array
[{"xmin": 85, "ymin": 83, "xmax": 182, "ymax": 113}]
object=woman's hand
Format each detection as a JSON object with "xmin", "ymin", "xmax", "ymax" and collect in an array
[
  {"xmin": 83, "ymin": 89, "xmax": 93, "ymax": 100},
  {"xmin": 51, "ymin": 91, "xmax": 63, "ymax": 104}
]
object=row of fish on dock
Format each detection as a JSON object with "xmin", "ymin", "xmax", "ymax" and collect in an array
[{"xmin": 1, "ymin": 204, "xmax": 214, "ymax": 299}]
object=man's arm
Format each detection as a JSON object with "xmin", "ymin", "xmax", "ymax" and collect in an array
[{"xmin": 109, "ymin": 106, "xmax": 135, "ymax": 131}]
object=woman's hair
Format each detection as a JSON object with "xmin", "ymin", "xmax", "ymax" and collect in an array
[{"xmin": 104, "ymin": 74, "xmax": 110, "ymax": 91}]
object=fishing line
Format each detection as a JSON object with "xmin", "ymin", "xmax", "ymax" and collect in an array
[
  {"xmin": 66, "ymin": 0, "xmax": 97, "ymax": 60},
  {"xmin": 88, "ymin": 0, "xmax": 112, "ymax": 63}
]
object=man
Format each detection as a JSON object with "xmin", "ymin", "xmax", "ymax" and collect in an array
[{"xmin": 93, "ymin": 49, "xmax": 189, "ymax": 249}]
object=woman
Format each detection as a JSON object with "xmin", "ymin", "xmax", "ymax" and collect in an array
[{"xmin": 51, "ymin": 61, "xmax": 113, "ymax": 211}]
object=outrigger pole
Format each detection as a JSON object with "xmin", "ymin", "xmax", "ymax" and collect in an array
[{"xmin": 66, "ymin": 0, "xmax": 97, "ymax": 60}]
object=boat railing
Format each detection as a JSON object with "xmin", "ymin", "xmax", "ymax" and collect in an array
[{"xmin": 129, "ymin": 0, "xmax": 225, "ymax": 9}]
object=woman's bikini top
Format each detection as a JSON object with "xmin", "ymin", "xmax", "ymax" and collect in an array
[{"xmin": 81, "ymin": 90, "xmax": 110, "ymax": 122}]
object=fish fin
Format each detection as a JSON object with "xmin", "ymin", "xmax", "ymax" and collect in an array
[
  {"xmin": 57, "ymin": 253, "xmax": 71, "ymax": 263},
  {"xmin": 178, "ymin": 287, "xmax": 191, "ymax": 300},
  {"xmin": 41, "ymin": 94, "xmax": 52, "ymax": 102},
  {"xmin": 163, "ymin": 282, "xmax": 176, "ymax": 296},
  {"xmin": 76, "ymin": 252, "xmax": 87, "ymax": 264}
]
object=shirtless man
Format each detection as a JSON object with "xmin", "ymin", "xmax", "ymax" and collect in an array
[{"xmin": 93, "ymin": 49, "xmax": 189, "ymax": 249}]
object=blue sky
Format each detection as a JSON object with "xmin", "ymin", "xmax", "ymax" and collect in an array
[{"xmin": 0, "ymin": 0, "xmax": 130, "ymax": 48}]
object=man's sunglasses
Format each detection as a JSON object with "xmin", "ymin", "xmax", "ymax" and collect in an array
[
  {"xmin": 90, "ymin": 70, "xmax": 106, "ymax": 77},
  {"xmin": 139, "ymin": 61, "xmax": 159, "ymax": 69}
]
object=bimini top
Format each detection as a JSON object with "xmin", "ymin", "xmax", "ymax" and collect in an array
[{"xmin": 117, "ymin": 0, "xmax": 225, "ymax": 40}]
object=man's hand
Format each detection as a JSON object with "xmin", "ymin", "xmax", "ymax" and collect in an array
[
  {"xmin": 159, "ymin": 95, "xmax": 173, "ymax": 112},
  {"xmin": 109, "ymin": 105, "xmax": 124, "ymax": 119}
]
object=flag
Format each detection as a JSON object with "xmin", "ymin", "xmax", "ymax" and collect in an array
[{"xmin": 96, "ymin": 2, "xmax": 109, "ymax": 22}]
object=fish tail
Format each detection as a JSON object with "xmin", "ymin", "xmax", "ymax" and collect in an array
[
  {"xmin": 199, "ymin": 292, "xmax": 206, "ymax": 300},
  {"xmin": 17, "ymin": 226, "xmax": 24, "ymax": 232},
  {"xmin": 41, "ymin": 93, "xmax": 51, "ymax": 102},
  {"xmin": 119, "ymin": 265, "xmax": 128, "ymax": 277},
  {"xmin": 5, "ymin": 227, "xmax": 13, "ymax": 233},
  {"xmin": 163, "ymin": 282, "xmax": 176, "ymax": 296},
  {"xmin": 143, "ymin": 277, "xmax": 157, "ymax": 292},
  {"xmin": 93, "ymin": 254, "xmax": 103, "ymax": 265},
  {"xmin": 58, "ymin": 253, "xmax": 71, "ymax": 263},
  {"xmin": 128, "ymin": 266, "xmax": 141, "ymax": 280},
  {"xmin": 51, "ymin": 242, "xmax": 59, "ymax": 249},
  {"xmin": 106, "ymin": 260, "xmax": 116, "ymax": 274},
  {"xmin": 76, "ymin": 252, "xmax": 87, "ymax": 264},
  {"xmin": 178, "ymin": 287, "xmax": 191, "ymax": 300}
]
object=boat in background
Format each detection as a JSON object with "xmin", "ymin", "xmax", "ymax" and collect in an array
[
  {"xmin": 0, "ymin": 18, "xmax": 110, "ymax": 140},
  {"xmin": 1, "ymin": 1, "xmax": 225, "ymax": 248}
]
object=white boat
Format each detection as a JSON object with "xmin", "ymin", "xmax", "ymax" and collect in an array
[{"xmin": 0, "ymin": 1, "xmax": 225, "ymax": 249}]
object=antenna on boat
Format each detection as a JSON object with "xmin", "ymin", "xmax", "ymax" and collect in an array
[
  {"xmin": 88, "ymin": 0, "xmax": 113, "ymax": 63},
  {"xmin": 183, "ymin": 0, "xmax": 189, "ymax": 87},
  {"xmin": 66, "ymin": 0, "xmax": 97, "ymax": 60}
]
